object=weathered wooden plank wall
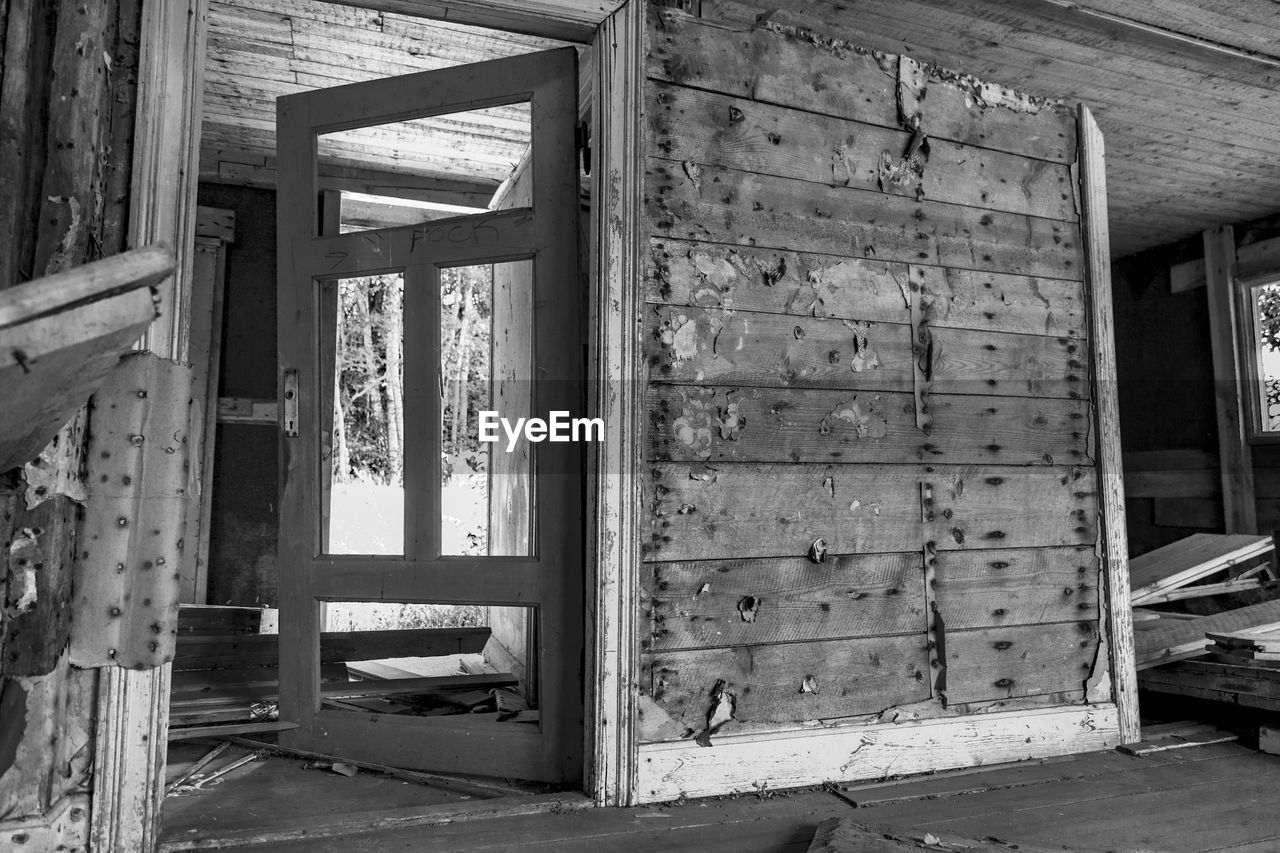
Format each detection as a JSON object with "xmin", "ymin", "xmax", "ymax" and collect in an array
[
  {"xmin": 0, "ymin": 0, "xmax": 141, "ymax": 833},
  {"xmin": 638, "ymin": 5, "xmax": 1106, "ymax": 741}
]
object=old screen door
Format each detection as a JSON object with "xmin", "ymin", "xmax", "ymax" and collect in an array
[{"xmin": 275, "ymin": 49, "xmax": 583, "ymax": 783}]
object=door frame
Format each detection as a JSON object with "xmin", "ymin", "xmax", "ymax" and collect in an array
[{"xmin": 98, "ymin": 0, "xmax": 645, "ymax": 847}]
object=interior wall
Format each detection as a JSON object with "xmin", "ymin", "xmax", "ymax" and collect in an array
[
  {"xmin": 637, "ymin": 4, "xmax": 1107, "ymax": 742},
  {"xmin": 1114, "ymin": 212, "xmax": 1280, "ymax": 556},
  {"xmin": 196, "ymin": 183, "xmax": 281, "ymax": 606}
]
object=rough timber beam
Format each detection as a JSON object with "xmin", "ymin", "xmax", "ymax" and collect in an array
[{"xmin": 315, "ymin": 0, "xmax": 608, "ymax": 43}]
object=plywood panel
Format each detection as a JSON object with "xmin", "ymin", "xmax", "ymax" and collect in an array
[
  {"xmin": 646, "ymin": 385, "xmax": 1092, "ymax": 466},
  {"xmin": 647, "ymin": 161, "xmax": 1084, "ymax": 280},
  {"xmin": 643, "ymin": 552, "xmax": 925, "ymax": 651}
]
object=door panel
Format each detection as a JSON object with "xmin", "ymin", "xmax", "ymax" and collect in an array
[{"xmin": 277, "ymin": 48, "xmax": 582, "ymax": 783}]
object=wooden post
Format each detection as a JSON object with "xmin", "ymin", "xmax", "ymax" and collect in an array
[
  {"xmin": 91, "ymin": 1, "xmax": 209, "ymax": 851},
  {"xmin": 1204, "ymin": 224, "xmax": 1259, "ymax": 534},
  {"xmin": 1078, "ymin": 105, "xmax": 1140, "ymax": 745},
  {"xmin": 588, "ymin": 0, "xmax": 643, "ymax": 807}
]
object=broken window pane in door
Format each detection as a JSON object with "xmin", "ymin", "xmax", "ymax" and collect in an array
[
  {"xmin": 314, "ymin": 103, "xmax": 532, "ymax": 233},
  {"xmin": 320, "ymin": 273, "xmax": 406, "ymax": 555},
  {"xmin": 319, "ymin": 600, "xmax": 538, "ymax": 721}
]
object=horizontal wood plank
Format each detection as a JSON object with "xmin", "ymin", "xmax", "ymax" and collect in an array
[
  {"xmin": 647, "ymin": 239, "xmax": 910, "ymax": 323},
  {"xmin": 645, "ymin": 463, "xmax": 1098, "ymax": 561},
  {"xmin": 645, "ymin": 239, "xmax": 1087, "ymax": 339},
  {"xmin": 642, "ymin": 552, "xmax": 925, "ymax": 652},
  {"xmin": 643, "ymin": 634, "xmax": 931, "ymax": 732},
  {"xmin": 645, "ymin": 6, "xmax": 1077, "ymax": 163},
  {"xmin": 933, "ymin": 547, "xmax": 1100, "ymax": 630},
  {"xmin": 909, "ymin": 264, "xmax": 1085, "ymax": 339},
  {"xmin": 633, "ymin": 705, "xmax": 1120, "ymax": 801},
  {"xmin": 647, "ymin": 160, "xmax": 1084, "ymax": 280},
  {"xmin": 646, "ymin": 305, "xmax": 1087, "ymax": 398},
  {"xmin": 648, "ymin": 81, "xmax": 1077, "ymax": 221},
  {"xmin": 646, "ymin": 385, "xmax": 1093, "ymax": 466},
  {"xmin": 945, "ymin": 622, "xmax": 1097, "ymax": 705}
]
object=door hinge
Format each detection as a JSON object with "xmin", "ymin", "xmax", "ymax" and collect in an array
[
  {"xmin": 282, "ymin": 368, "xmax": 299, "ymax": 437},
  {"xmin": 575, "ymin": 120, "xmax": 591, "ymax": 176}
]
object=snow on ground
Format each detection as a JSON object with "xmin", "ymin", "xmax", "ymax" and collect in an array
[{"xmin": 325, "ymin": 466, "xmax": 489, "ymax": 631}]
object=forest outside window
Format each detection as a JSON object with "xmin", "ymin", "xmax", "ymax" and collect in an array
[{"xmin": 1243, "ymin": 276, "xmax": 1280, "ymax": 440}]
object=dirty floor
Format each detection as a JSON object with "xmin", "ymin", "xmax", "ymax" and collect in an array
[{"xmin": 157, "ymin": 736, "xmax": 1280, "ymax": 852}]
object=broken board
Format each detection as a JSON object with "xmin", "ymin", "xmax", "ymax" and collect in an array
[{"xmin": 1129, "ymin": 533, "xmax": 1274, "ymax": 606}]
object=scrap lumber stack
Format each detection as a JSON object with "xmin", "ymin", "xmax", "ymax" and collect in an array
[
  {"xmin": 1133, "ymin": 532, "xmax": 1280, "ymax": 711},
  {"xmin": 1204, "ymin": 627, "xmax": 1280, "ymax": 666}
]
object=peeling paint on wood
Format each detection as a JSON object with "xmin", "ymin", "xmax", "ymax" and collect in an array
[
  {"xmin": 646, "ymin": 464, "xmax": 1097, "ymax": 562},
  {"xmin": 71, "ymin": 352, "xmax": 195, "ymax": 668},
  {"xmin": 648, "ymin": 385, "xmax": 1091, "ymax": 465},
  {"xmin": 647, "ymin": 161, "xmax": 1084, "ymax": 279}
]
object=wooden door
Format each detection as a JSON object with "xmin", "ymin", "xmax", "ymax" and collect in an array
[{"xmin": 276, "ymin": 49, "xmax": 583, "ymax": 783}]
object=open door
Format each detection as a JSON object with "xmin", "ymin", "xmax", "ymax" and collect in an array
[{"xmin": 276, "ymin": 49, "xmax": 582, "ymax": 784}]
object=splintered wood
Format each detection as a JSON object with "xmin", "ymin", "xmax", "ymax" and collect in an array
[{"xmin": 639, "ymin": 2, "xmax": 1111, "ymax": 750}]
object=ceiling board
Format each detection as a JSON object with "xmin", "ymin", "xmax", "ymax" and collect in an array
[
  {"xmin": 703, "ymin": 0, "xmax": 1280, "ymax": 257},
  {"xmin": 201, "ymin": 0, "xmax": 564, "ymax": 205}
]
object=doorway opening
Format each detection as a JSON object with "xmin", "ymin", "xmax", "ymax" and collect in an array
[{"xmin": 162, "ymin": 1, "xmax": 585, "ymax": 843}]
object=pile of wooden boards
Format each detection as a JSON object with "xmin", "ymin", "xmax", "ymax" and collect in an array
[
  {"xmin": 1131, "ymin": 533, "xmax": 1279, "ymax": 669},
  {"xmin": 168, "ymin": 605, "xmax": 522, "ymax": 740},
  {"xmin": 1131, "ymin": 532, "xmax": 1280, "ymax": 712},
  {"xmin": 1204, "ymin": 627, "xmax": 1280, "ymax": 666}
]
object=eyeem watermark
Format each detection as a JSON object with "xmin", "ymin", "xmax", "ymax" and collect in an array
[{"xmin": 478, "ymin": 411, "xmax": 604, "ymax": 452}]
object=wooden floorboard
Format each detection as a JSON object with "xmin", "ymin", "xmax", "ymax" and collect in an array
[{"xmin": 165, "ymin": 743, "xmax": 1280, "ymax": 853}]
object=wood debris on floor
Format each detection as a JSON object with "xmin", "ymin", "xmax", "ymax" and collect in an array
[
  {"xmin": 807, "ymin": 819, "xmax": 1125, "ymax": 853},
  {"xmin": 1116, "ymin": 721, "xmax": 1238, "ymax": 757},
  {"xmin": 167, "ymin": 604, "xmax": 534, "ymax": 740}
]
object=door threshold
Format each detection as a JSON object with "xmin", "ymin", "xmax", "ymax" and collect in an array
[{"xmin": 157, "ymin": 790, "xmax": 593, "ymax": 851}]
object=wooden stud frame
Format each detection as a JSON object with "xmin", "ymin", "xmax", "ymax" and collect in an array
[{"xmin": 587, "ymin": 0, "xmax": 644, "ymax": 807}]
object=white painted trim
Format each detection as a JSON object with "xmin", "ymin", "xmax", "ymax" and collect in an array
[
  {"xmin": 91, "ymin": 1, "xmax": 209, "ymax": 850},
  {"xmin": 633, "ymin": 704, "xmax": 1121, "ymax": 803},
  {"xmin": 587, "ymin": 0, "xmax": 644, "ymax": 808},
  {"xmin": 133, "ymin": 0, "xmax": 209, "ymax": 362}
]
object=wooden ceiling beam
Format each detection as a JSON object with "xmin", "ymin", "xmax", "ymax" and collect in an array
[
  {"xmin": 312, "ymin": 0, "xmax": 605, "ymax": 43},
  {"xmin": 200, "ymin": 156, "xmax": 501, "ymax": 207}
]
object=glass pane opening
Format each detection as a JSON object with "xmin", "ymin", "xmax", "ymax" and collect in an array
[
  {"xmin": 440, "ymin": 259, "xmax": 533, "ymax": 557},
  {"xmin": 318, "ymin": 600, "xmax": 537, "ymax": 721},
  {"xmin": 315, "ymin": 103, "xmax": 532, "ymax": 233},
  {"xmin": 322, "ymin": 273, "xmax": 406, "ymax": 555}
]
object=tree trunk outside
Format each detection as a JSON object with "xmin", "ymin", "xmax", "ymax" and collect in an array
[{"xmin": 384, "ymin": 274, "xmax": 404, "ymax": 484}]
